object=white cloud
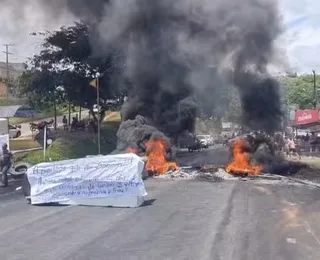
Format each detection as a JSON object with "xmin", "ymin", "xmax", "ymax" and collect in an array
[
  {"xmin": 281, "ymin": 0, "xmax": 320, "ymax": 73},
  {"xmin": 0, "ymin": 1, "xmax": 75, "ymax": 63},
  {"xmin": 0, "ymin": 0, "xmax": 318, "ymax": 74}
]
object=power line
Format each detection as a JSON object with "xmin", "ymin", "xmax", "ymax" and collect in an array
[{"xmin": 3, "ymin": 44, "xmax": 14, "ymax": 78}]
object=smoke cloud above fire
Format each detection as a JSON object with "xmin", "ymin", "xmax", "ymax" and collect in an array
[
  {"xmin": 2, "ymin": 0, "xmax": 284, "ymax": 149},
  {"xmin": 93, "ymin": 0, "xmax": 283, "ymax": 146}
]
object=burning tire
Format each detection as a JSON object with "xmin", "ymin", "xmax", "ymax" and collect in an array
[{"xmin": 11, "ymin": 163, "xmax": 32, "ymax": 179}]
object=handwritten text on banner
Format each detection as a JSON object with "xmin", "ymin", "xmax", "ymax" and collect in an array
[{"xmin": 27, "ymin": 154, "xmax": 147, "ymax": 204}]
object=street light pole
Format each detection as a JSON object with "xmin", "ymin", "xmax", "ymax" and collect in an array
[
  {"xmin": 312, "ymin": 70, "xmax": 317, "ymax": 109},
  {"xmin": 92, "ymin": 67, "xmax": 114, "ymax": 155},
  {"xmin": 96, "ymin": 76, "xmax": 101, "ymax": 155}
]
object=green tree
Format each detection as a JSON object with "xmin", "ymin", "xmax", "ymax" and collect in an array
[
  {"xmin": 23, "ymin": 22, "xmax": 126, "ymax": 126},
  {"xmin": 282, "ymin": 74, "xmax": 320, "ymax": 109},
  {"xmin": 0, "ymin": 77, "xmax": 25, "ymax": 98}
]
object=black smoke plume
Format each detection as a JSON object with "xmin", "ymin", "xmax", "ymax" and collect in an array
[
  {"xmin": 93, "ymin": 0, "xmax": 283, "ymax": 150},
  {"xmin": 3, "ymin": 0, "xmax": 284, "ymax": 151}
]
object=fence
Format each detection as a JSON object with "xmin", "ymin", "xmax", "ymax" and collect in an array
[{"xmin": 297, "ymin": 144, "xmax": 320, "ymax": 156}]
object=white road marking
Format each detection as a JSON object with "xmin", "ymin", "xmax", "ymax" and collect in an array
[{"xmin": 304, "ymin": 221, "xmax": 320, "ymax": 246}]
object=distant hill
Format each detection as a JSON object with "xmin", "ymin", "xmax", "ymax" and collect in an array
[{"xmin": 0, "ymin": 62, "xmax": 25, "ymax": 79}]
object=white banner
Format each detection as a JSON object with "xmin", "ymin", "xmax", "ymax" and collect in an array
[{"xmin": 27, "ymin": 153, "xmax": 147, "ymax": 204}]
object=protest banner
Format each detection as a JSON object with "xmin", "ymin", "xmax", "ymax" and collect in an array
[{"xmin": 27, "ymin": 153, "xmax": 147, "ymax": 207}]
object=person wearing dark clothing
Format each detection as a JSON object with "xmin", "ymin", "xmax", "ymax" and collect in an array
[
  {"xmin": 62, "ymin": 115, "xmax": 68, "ymax": 131},
  {"xmin": 310, "ymin": 132, "xmax": 317, "ymax": 152},
  {"xmin": 71, "ymin": 117, "xmax": 77, "ymax": 132},
  {"xmin": 305, "ymin": 133, "xmax": 310, "ymax": 142},
  {"xmin": 1, "ymin": 143, "xmax": 13, "ymax": 187}
]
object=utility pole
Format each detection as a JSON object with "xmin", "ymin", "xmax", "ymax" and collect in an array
[
  {"xmin": 96, "ymin": 76, "xmax": 101, "ymax": 155},
  {"xmin": 312, "ymin": 70, "xmax": 317, "ymax": 109},
  {"xmin": 68, "ymin": 102, "xmax": 71, "ymax": 126},
  {"xmin": 90, "ymin": 68, "xmax": 110, "ymax": 155},
  {"xmin": 3, "ymin": 44, "xmax": 14, "ymax": 78},
  {"xmin": 3, "ymin": 44, "xmax": 14, "ymax": 99}
]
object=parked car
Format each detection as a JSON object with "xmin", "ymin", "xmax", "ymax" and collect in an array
[
  {"xmin": 196, "ymin": 135, "xmax": 211, "ymax": 148},
  {"xmin": 187, "ymin": 137, "xmax": 204, "ymax": 152},
  {"xmin": 9, "ymin": 124, "xmax": 21, "ymax": 139}
]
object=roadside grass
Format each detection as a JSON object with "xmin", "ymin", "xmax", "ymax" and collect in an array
[
  {"xmin": 103, "ymin": 111, "xmax": 121, "ymax": 122},
  {"xmin": 10, "ymin": 138, "xmax": 42, "ymax": 151},
  {"xmin": 21, "ymin": 121, "xmax": 120, "ymax": 165},
  {"xmin": 300, "ymin": 157, "xmax": 320, "ymax": 169}
]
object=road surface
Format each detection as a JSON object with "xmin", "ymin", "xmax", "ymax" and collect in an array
[
  {"xmin": 19, "ymin": 111, "xmax": 90, "ymax": 137},
  {"xmin": 176, "ymin": 145, "xmax": 230, "ymax": 167},
  {"xmin": 0, "ymin": 178, "xmax": 320, "ymax": 260}
]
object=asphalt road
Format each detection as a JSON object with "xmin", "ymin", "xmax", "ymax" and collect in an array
[
  {"xmin": 0, "ymin": 146, "xmax": 319, "ymax": 259},
  {"xmin": 0, "ymin": 178, "xmax": 320, "ymax": 260},
  {"xmin": 176, "ymin": 145, "xmax": 230, "ymax": 167}
]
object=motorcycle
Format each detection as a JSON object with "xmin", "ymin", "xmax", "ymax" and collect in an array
[
  {"xmin": 44, "ymin": 119, "xmax": 54, "ymax": 129},
  {"xmin": 0, "ymin": 162, "xmax": 31, "ymax": 179},
  {"xmin": 30, "ymin": 120, "xmax": 55, "ymax": 134},
  {"xmin": 29, "ymin": 122, "xmax": 38, "ymax": 132}
]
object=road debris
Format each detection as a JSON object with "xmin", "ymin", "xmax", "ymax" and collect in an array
[
  {"xmin": 150, "ymin": 165, "xmax": 320, "ymax": 188},
  {"xmin": 153, "ymin": 169, "xmax": 198, "ymax": 179}
]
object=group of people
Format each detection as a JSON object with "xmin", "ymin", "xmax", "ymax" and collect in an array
[
  {"xmin": 283, "ymin": 137, "xmax": 300, "ymax": 158},
  {"xmin": 62, "ymin": 114, "xmax": 82, "ymax": 132},
  {"xmin": 62, "ymin": 114, "xmax": 79, "ymax": 131},
  {"xmin": 62, "ymin": 114, "xmax": 95, "ymax": 132},
  {"xmin": 226, "ymin": 130, "xmax": 301, "ymax": 159}
]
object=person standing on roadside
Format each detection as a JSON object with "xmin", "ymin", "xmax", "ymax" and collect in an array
[
  {"xmin": 287, "ymin": 137, "xmax": 300, "ymax": 159},
  {"xmin": 62, "ymin": 115, "xmax": 68, "ymax": 131},
  {"xmin": 0, "ymin": 143, "xmax": 13, "ymax": 187},
  {"xmin": 284, "ymin": 137, "xmax": 289, "ymax": 156}
]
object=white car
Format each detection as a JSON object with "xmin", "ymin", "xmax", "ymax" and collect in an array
[
  {"xmin": 196, "ymin": 135, "xmax": 210, "ymax": 148},
  {"xmin": 9, "ymin": 124, "xmax": 22, "ymax": 139}
]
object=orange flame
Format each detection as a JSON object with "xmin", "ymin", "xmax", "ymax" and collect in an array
[
  {"xmin": 226, "ymin": 139, "xmax": 263, "ymax": 176},
  {"xmin": 127, "ymin": 147, "xmax": 138, "ymax": 154},
  {"xmin": 145, "ymin": 139, "xmax": 179, "ymax": 175}
]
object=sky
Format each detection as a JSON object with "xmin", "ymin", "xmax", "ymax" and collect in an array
[
  {"xmin": 0, "ymin": 0, "xmax": 318, "ymax": 74},
  {"xmin": 281, "ymin": 0, "xmax": 320, "ymax": 74}
]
